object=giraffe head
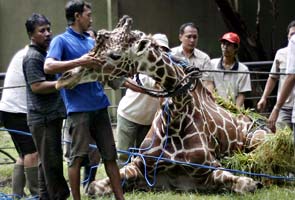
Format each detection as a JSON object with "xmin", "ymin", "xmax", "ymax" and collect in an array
[
  {"xmin": 105, "ymin": 36, "xmax": 187, "ymax": 91},
  {"xmin": 89, "ymin": 15, "xmax": 144, "ymax": 59}
]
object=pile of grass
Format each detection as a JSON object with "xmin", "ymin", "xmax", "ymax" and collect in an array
[
  {"xmin": 215, "ymin": 95, "xmax": 295, "ymax": 181},
  {"xmin": 221, "ymin": 128, "xmax": 294, "ymax": 178}
]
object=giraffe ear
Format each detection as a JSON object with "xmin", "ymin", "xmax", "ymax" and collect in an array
[{"xmin": 134, "ymin": 39, "xmax": 151, "ymax": 56}]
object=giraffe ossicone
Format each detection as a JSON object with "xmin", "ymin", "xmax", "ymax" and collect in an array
[{"xmin": 57, "ymin": 16, "xmax": 274, "ymax": 195}]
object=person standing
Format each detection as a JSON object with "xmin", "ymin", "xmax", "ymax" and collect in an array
[
  {"xmin": 0, "ymin": 45, "xmax": 39, "ymax": 197},
  {"xmin": 268, "ymin": 27, "xmax": 295, "ymax": 142},
  {"xmin": 22, "ymin": 13, "xmax": 70, "ymax": 199},
  {"xmin": 171, "ymin": 22, "xmax": 214, "ymax": 92},
  {"xmin": 257, "ymin": 20, "xmax": 295, "ymax": 129},
  {"xmin": 43, "ymin": 1, "xmax": 124, "ymax": 200},
  {"xmin": 210, "ymin": 32, "xmax": 252, "ymax": 108},
  {"xmin": 115, "ymin": 34, "xmax": 167, "ymax": 165},
  {"xmin": 63, "ymin": 26, "xmax": 99, "ymax": 189}
]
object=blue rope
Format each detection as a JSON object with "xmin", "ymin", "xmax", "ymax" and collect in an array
[
  {"xmin": 0, "ymin": 127, "xmax": 32, "ymax": 136},
  {"xmin": 0, "ymin": 192, "xmax": 14, "ymax": 200},
  {"xmin": 117, "ymin": 151, "xmax": 295, "ymax": 181},
  {"xmin": 119, "ymin": 100, "xmax": 171, "ymax": 187},
  {"xmin": 0, "ymin": 193, "xmax": 38, "ymax": 200},
  {"xmin": 81, "ymin": 165, "xmax": 99, "ymax": 185}
]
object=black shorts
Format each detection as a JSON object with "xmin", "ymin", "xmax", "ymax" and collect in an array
[{"xmin": 2, "ymin": 111, "xmax": 37, "ymax": 157}]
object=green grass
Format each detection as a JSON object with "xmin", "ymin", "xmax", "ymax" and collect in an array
[{"xmin": 1, "ymin": 129, "xmax": 295, "ymax": 200}]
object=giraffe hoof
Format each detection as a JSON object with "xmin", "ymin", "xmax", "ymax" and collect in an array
[
  {"xmin": 85, "ymin": 181, "xmax": 96, "ymax": 196},
  {"xmin": 233, "ymin": 177, "xmax": 262, "ymax": 194},
  {"xmin": 256, "ymin": 182, "xmax": 263, "ymax": 189}
]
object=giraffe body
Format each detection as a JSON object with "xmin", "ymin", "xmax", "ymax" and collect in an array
[{"xmin": 56, "ymin": 16, "xmax": 271, "ymax": 195}]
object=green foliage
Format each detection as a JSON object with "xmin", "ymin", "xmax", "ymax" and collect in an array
[{"xmin": 214, "ymin": 93, "xmax": 266, "ymax": 120}]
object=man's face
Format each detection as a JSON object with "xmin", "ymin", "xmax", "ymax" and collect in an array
[
  {"xmin": 179, "ymin": 26, "xmax": 198, "ymax": 52},
  {"xmin": 288, "ymin": 26, "xmax": 295, "ymax": 40},
  {"xmin": 221, "ymin": 40, "xmax": 237, "ymax": 58},
  {"xmin": 77, "ymin": 6, "xmax": 92, "ymax": 32},
  {"xmin": 31, "ymin": 24, "xmax": 52, "ymax": 50}
]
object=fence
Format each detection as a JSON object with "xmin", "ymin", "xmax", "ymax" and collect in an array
[
  {"xmin": 243, "ymin": 61, "xmax": 275, "ymax": 116},
  {"xmin": 0, "ymin": 61, "xmax": 275, "ymax": 165}
]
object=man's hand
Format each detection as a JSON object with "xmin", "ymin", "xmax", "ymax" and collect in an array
[
  {"xmin": 79, "ymin": 54, "xmax": 106, "ymax": 69},
  {"xmin": 267, "ymin": 106, "xmax": 279, "ymax": 133},
  {"xmin": 257, "ymin": 97, "xmax": 267, "ymax": 112}
]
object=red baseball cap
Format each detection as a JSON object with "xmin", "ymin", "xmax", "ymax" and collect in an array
[{"xmin": 219, "ymin": 32, "xmax": 240, "ymax": 45}]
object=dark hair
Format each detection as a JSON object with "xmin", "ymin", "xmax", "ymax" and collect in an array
[
  {"xmin": 287, "ymin": 20, "xmax": 295, "ymax": 33},
  {"xmin": 25, "ymin": 13, "xmax": 51, "ymax": 37},
  {"xmin": 65, "ymin": 0, "xmax": 91, "ymax": 26},
  {"xmin": 179, "ymin": 22, "xmax": 199, "ymax": 35}
]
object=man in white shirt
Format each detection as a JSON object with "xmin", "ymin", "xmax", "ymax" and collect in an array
[
  {"xmin": 257, "ymin": 20, "xmax": 295, "ymax": 129},
  {"xmin": 0, "ymin": 45, "xmax": 38, "ymax": 197},
  {"xmin": 269, "ymin": 32, "xmax": 295, "ymax": 143},
  {"xmin": 171, "ymin": 22, "xmax": 214, "ymax": 92}
]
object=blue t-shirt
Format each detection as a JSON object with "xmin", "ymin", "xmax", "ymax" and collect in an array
[{"xmin": 47, "ymin": 27, "xmax": 110, "ymax": 114}]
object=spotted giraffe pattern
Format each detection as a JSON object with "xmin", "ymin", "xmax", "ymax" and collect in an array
[{"xmin": 83, "ymin": 35, "xmax": 270, "ymax": 196}]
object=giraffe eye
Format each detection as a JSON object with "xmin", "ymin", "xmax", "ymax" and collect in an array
[{"xmin": 109, "ymin": 53, "xmax": 121, "ymax": 60}]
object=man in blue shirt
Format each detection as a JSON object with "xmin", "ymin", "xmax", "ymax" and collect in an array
[{"xmin": 44, "ymin": 1, "xmax": 124, "ymax": 200}]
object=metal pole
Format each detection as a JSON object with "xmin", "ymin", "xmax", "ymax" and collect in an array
[{"xmin": 107, "ymin": 0, "xmax": 113, "ymax": 30}]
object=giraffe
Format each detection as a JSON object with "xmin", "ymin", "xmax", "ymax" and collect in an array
[{"xmin": 79, "ymin": 34, "xmax": 272, "ymax": 196}]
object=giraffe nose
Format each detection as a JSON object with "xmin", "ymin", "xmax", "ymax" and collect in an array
[{"xmin": 107, "ymin": 52, "xmax": 122, "ymax": 60}]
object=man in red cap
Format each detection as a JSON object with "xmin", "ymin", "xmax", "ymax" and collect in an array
[{"xmin": 210, "ymin": 32, "xmax": 252, "ymax": 108}]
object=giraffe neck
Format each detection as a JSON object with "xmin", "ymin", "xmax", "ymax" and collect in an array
[
  {"xmin": 56, "ymin": 63, "xmax": 116, "ymax": 90},
  {"xmin": 135, "ymin": 48, "xmax": 181, "ymax": 91}
]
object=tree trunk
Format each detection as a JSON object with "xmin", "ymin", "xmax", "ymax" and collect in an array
[{"xmin": 214, "ymin": 0, "xmax": 267, "ymax": 61}]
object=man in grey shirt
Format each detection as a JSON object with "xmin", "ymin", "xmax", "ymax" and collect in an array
[{"xmin": 23, "ymin": 13, "xmax": 69, "ymax": 199}]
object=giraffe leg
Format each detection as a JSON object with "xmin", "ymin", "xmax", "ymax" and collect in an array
[
  {"xmin": 208, "ymin": 169, "xmax": 262, "ymax": 194},
  {"xmin": 86, "ymin": 162, "xmax": 143, "ymax": 197}
]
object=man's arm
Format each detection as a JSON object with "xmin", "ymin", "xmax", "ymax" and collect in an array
[
  {"xmin": 44, "ymin": 55, "xmax": 105, "ymax": 74},
  {"xmin": 31, "ymin": 81, "xmax": 58, "ymax": 94},
  {"xmin": 235, "ymin": 93, "xmax": 245, "ymax": 108},
  {"xmin": 268, "ymin": 74, "xmax": 295, "ymax": 131},
  {"xmin": 257, "ymin": 76, "xmax": 278, "ymax": 111}
]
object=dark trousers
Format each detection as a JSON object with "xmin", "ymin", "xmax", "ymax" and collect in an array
[
  {"xmin": 30, "ymin": 118, "xmax": 69, "ymax": 200},
  {"xmin": 2, "ymin": 111, "xmax": 36, "ymax": 156}
]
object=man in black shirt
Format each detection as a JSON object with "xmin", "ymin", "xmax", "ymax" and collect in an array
[{"xmin": 23, "ymin": 13, "xmax": 70, "ymax": 200}]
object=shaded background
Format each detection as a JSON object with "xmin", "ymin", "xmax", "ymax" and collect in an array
[
  {"xmin": 0, "ymin": 0, "xmax": 294, "ymax": 119},
  {"xmin": 1, "ymin": 0, "xmax": 295, "ymax": 69}
]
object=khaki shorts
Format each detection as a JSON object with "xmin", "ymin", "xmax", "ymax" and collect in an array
[
  {"xmin": 63, "ymin": 119, "xmax": 100, "ymax": 166},
  {"xmin": 67, "ymin": 108, "xmax": 117, "ymax": 166}
]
